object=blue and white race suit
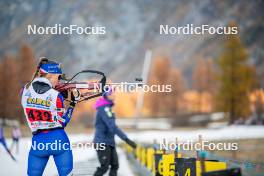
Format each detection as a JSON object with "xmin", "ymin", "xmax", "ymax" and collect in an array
[{"xmin": 21, "ymin": 77, "xmax": 74, "ymax": 176}]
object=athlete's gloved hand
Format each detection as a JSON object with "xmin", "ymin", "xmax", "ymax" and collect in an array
[
  {"xmin": 60, "ymin": 90, "xmax": 68, "ymax": 99},
  {"xmin": 70, "ymin": 89, "xmax": 81, "ymax": 107},
  {"xmin": 125, "ymin": 138, "xmax": 137, "ymax": 149}
]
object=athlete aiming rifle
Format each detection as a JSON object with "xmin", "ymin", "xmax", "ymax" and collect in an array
[{"xmin": 21, "ymin": 58, "xmax": 105, "ymax": 176}]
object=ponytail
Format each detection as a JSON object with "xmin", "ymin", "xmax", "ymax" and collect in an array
[{"xmin": 26, "ymin": 57, "xmax": 48, "ymax": 89}]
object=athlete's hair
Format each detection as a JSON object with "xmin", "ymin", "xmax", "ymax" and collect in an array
[{"xmin": 25, "ymin": 57, "xmax": 48, "ymax": 88}]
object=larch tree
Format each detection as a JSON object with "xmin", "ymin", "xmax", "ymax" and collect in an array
[
  {"xmin": 0, "ymin": 63, "xmax": 4, "ymax": 119},
  {"xmin": 192, "ymin": 58, "xmax": 216, "ymax": 113},
  {"xmin": 165, "ymin": 68, "xmax": 185, "ymax": 116},
  {"xmin": 145, "ymin": 57, "xmax": 171, "ymax": 116},
  {"xmin": 2, "ymin": 55, "xmax": 21, "ymax": 121},
  {"xmin": 18, "ymin": 43, "xmax": 36, "ymax": 87},
  {"xmin": 216, "ymin": 22, "xmax": 255, "ymax": 123}
]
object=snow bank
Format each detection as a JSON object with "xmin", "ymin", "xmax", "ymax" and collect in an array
[
  {"xmin": 126, "ymin": 125, "xmax": 264, "ymax": 143},
  {"xmin": 1, "ymin": 125, "xmax": 263, "ymax": 175}
]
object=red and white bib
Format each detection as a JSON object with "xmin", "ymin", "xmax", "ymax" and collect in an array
[{"xmin": 21, "ymin": 78, "xmax": 62, "ymax": 133}]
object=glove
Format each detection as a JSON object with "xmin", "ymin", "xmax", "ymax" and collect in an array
[
  {"xmin": 70, "ymin": 89, "xmax": 81, "ymax": 106},
  {"xmin": 60, "ymin": 90, "xmax": 68, "ymax": 99},
  {"xmin": 125, "ymin": 138, "xmax": 137, "ymax": 149}
]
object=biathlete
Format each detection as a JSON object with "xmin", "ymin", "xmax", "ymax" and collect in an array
[
  {"xmin": 21, "ymin": 58, "xmax": 80, "ymax": 176},
  {"xmin": 93, "ymin": 88, "xmax": 137, "ymax": 176}
]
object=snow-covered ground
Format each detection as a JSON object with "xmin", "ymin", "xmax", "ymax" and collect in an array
[
  {"xmin": 1, "ymin": 137, "xmax": 56, "ymax": 175},
  {"xmin": 0, "ymin": 134, "xmax": 134, "ymax": 176},
  {"xmin": 1, "ymin": 125, "xmax": 264, "ymax": 175},
  {"xmin": 0, "ymin": 135, "xmax": 96, "ymax": 176},
  {"xmin": 126, "ymin": 125, "xmax": 264, "ymax": 143}
]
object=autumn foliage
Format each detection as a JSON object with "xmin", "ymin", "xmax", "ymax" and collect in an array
[
  {"xmin": 0, "ymin": 44, "xmax": 36, "ymax": 122},
  {"xmin": 0, "ymin": 39, "xmax": 262, "ymax": 125},
  {"xmin": 144, "ymin": 57, "xmax": 185, "ymax": 117},
  {"xmin": 216, "ymin": 22, "xmax": 256, "ymax": 123}
]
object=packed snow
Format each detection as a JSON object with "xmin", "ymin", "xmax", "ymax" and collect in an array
[
  {"xmin": 126, "ymin": 125, "xmax": 264, "ymax": 143},
  {"xmin": 0, "ymin": 134, "xmax": 134, "ymax": 176},
  {"xmin": 1, "ymin": 125, "xmax": 264, "ymax": 175}
]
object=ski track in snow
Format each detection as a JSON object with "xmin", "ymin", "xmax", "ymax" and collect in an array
[{"xmin": 0, "ymin": 125, "xmax": 264, "ymax": 175}]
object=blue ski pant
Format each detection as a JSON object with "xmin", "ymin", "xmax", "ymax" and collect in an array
[{"xmin": 27, "ymin": 129, "xmax": 73, "ymax": 176}]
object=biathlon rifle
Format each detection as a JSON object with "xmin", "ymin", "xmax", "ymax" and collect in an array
[{"xmin": 55, "ymin": 70, "xmax": 106, "ymax": 103}]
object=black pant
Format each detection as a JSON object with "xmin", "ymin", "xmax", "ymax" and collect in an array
[{"xmin": 94, "ymin": 145, "xmax": 119, "ymax": 176}]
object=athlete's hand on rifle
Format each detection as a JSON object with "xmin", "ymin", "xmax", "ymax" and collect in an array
[
  {"xmin": 70, "ymin": 89, "xmax": 81, "ymax": 106},
  {"xmin": 125, "ymin": 138, "xmax": 137, "ymax": 149},
  {"xmin": 60, "ymin": 90, "xmax": 69, "ymax": 99}
]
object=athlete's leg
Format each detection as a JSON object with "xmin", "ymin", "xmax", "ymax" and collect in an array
[
  {"xmin": 27, "ymin": 150, "xmax": 49, "ymax": 176},
  {"xmin": 109, "ymin": 146, "xmax": 119, "ymax": 176},
  {"xmin": 94, "ymin": 145, "xmax": 111, "ymax": 176},
  {"xmin": 53, "ymin": 149, "xmax": 73, "ymax": 176}
]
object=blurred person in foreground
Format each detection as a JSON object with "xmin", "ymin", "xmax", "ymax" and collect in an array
[
  {"xmin": 9, "ymin": 122, "xmax": 22, "ymax": 154},
  {"xmin": 93, "ymin": 88, "xmax": 137, "ymax": 176},
  {"xmin": 0, "ymin": 119, "xmax": 16, "ymax": 161},
  {"xmin": 21, "ymin": 58, "xmax": 80, "ymax": 176}
]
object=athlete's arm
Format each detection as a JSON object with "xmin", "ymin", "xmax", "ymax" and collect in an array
[{"xmin": 56, "ymin": 94, "xmax": 74, "ymax": 127}]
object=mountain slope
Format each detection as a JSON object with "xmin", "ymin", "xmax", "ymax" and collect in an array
[{"xmin": 0, "ymin": 0, "xmax": 263, "ymax": 85}]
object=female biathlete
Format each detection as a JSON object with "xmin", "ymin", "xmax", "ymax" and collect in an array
[
  {"xmin": 93, "ymin": 88, "xmax": 137, "ymax": 176},
  {"xmin": 21, "ymin": 58, "xmax": 80, "ymax": 176}
]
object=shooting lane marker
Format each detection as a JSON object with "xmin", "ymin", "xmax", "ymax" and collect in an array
[{"xmin": 175, "ymin": 137, "xmax": 179, "ymax": 159}]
